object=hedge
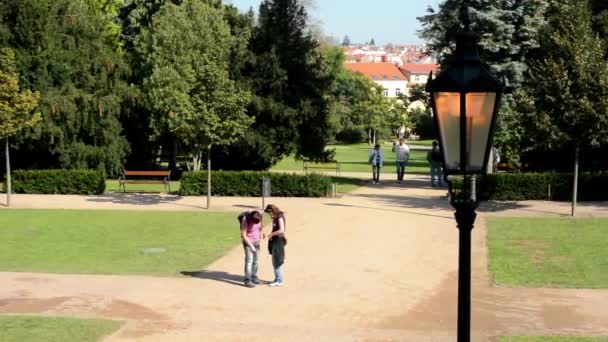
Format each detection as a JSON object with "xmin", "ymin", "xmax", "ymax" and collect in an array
[
  {"xmin": 4, "ymin": 169, "xmax": 105, "ymax": 195},
  {"xmin": 180, "ymin": 171, "xmax": 333, "ymax": 197},
  {"xmin": 457, "ymin": 172, "xmax": 608, "ymax": 201}
]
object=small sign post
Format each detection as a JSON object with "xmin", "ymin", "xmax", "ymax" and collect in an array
[{"xmin": 261, "ymin": 177, "xmax": 271, "ymax": 209}]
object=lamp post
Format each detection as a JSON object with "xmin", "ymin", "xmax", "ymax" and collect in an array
[{"xmin": 425, "ymin": 8, "xmax": 505, "ymax": 342}]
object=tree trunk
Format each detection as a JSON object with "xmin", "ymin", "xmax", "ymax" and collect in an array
[
  {"xmin": 5, "ymin": 138, "xmax": 11, "ymax": 207},
  {"xmin": 571, "ymin": 144, "xmax": 579, "ymax": 217},
  {"xmin": 206, "ymin": 145, "xmax": 211, "ymax": 210},
  {"xmin": 372, "ymin": 129, "xmax": 376, "ymax": 145},
  {"xmin": 368, "ymin": 127, "xmax": 372, "ymax": 146}
]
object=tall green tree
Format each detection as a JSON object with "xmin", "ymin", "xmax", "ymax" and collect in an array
[
  {"xmin": 419, "ymin": 0, "xmax": 550, "ymax": 162},
  {"xmin": 216, "ymin": 0, "xmax": 333, "ymax": 169},
  {"xmin": 0, "ymin": 0, "xmax": 130, "ymax": 176},
  {"xmin": 0, "ymin": 48, "xmax": 41, "ymax": 207},
  {"xmin": 525, "ymin": 0, "xmax": 608, "ymax": 215},
  {"xmin": 137, "ymin": 0, "xmax": 252, "ymax": 207}
]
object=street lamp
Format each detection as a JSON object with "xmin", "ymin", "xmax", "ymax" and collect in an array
[{"xmin": 425, "ymin": 8, "xmax": 505, "ymax": 342}]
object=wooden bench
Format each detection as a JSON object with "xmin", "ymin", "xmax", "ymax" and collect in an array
[
  {"xmin": 303, "ymin": 160, "xmax": 341, "ymax": 176},
  {"xmin": 118, "ymin": 170, "xmax": 171, "ymax": 193}
]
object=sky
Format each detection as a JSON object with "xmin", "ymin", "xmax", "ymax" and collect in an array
[{"xmin": 227, "ymin": 0, "xmax": 441, "ymax": 45}]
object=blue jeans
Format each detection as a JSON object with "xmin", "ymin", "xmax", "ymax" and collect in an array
[
  {"xmin": 243, "ymin": 242, "xmax": 260, "ymax": 282},
  {"xmin": 430, "ymin": 163, "xmax": 443, "ymax": 186},
  {"xmin": 372, "ymin": 165, "xmax": 381, "ymax": 182},
  {"xmin": 273, "ymin": 265, "xmax": 284, "ymax": 283},
  {"xmin": 396, "ymin": 161, "xmax": 406, "ymax": 181}
]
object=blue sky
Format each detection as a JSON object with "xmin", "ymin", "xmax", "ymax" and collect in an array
[{"xmin": 227, "ymin": 0, "xmax": 441, "ymax": 45}]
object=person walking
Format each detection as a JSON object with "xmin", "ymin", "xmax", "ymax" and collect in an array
[
  {"xmin": 427, "ymin": 141, "xmax": 444, "ymax": 187},
  {"xmin": 395, "ymin": 138, "xmax": 410, "ymax": 184},
  {"xmin": 369, "ymin": 143, "xmax": 383, "ymax": 184},
  {"xmin": 240, "ymin": 210, "xmax": 263, "ymax": 288},
  {"xmin": 491, "ymin": 146, "xmax": 500, "ymax": 173},
  {"xmin": 264, "ymin": 204, "xmax": 286, "ymax": 287}
]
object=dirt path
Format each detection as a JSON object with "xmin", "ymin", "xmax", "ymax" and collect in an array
[{"xmin": 1, "ymin": 177, "xmax": 607, "ymax": 341}]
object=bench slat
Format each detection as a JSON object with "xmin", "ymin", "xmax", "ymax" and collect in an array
[
  {"xmin": 124, "ymin": 171, "xmax": 170, "ymax": 177},
  {"xmin": 120, "ymin": 180, "xmax": 167, "ymax": 184}
]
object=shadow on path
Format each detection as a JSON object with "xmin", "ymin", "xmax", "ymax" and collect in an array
[
  {"xmin": 323, "ymin": 202, "xmax": 452, "ymax": 220},
  {"xmin": 180, "ymin": 270, "xmax": 247, "ymax": 287},
  {"xmin": 86, "ymin": 193, "xmax": 206, "ymax": 210}
]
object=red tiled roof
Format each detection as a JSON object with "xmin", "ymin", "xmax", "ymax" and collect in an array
[
  {"xmin": 344, "ymin": 63, "xmax": 407, "ymax": 81},
  {"xmin": 400, "ymin": 63, "xmax": 439, "ymax": 75}
]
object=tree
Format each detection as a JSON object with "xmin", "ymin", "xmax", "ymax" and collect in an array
[
  {"xmin": 342, "ymin": 35, "xmax": 351, "ymax": 46},
  {"xmin": 0, "ymin": 0, "xmax": 130, "ymax": 176},
  {"xmin": 213, "ymin": 0, "xmax": 334, "ymax": 169},
  {"xmin": 419, "ymin": 0, "xmax": 550, "ymax": 162},
  {"xmin": 0, "ymin": 48, "xmax": 41, "ymax": 207},
  {"xmin": 369, "ymin": 38, "xmax": 376, "ymax": 46},
  {"xmin": 138, "ymin": 0, "xmax": 252, "ymax": 208},
  {"xmin": 525, "ymin": 0, "xmax": 608, "ymax": 215}
]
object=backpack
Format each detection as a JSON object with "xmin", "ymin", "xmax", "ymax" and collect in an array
[{"xmin": 237, "ymin": 211, "xmax": 249, "ymax": 224}]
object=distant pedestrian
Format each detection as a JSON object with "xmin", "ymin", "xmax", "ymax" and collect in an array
[
  {"xmin": 264, "ymin": 204, "xmax": 287, "ymax": 287},
  {"xmin": 240, "ymin": 210, "xmax": 263, "ymax": 288},
  {"xmin": 427, "ymin": 141, "xmax": 444, "ymax": 187},
  {"xmin": 368, "ymin": 143, "xmax": 383, "ymax": 184},
  {"xmin": 395, "ymin": 138, "xmax": 410, "ymax": 184},
  {"xmin": 492, "ymin": 146, "xmax": 500, "ymax": 173}
]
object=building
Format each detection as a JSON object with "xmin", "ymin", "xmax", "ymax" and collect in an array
[
  {"xmin": 344, "ymin": 63, "xmax": 409, "ymax": 98},
  {"xmin": 399, "ymin": 64, "xmax": 439, "ymax": 85}
]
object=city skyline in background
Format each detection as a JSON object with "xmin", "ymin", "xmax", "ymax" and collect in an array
[{"xmin": 227, "ymin": 0, "xmax": 441, "ymax": 45}]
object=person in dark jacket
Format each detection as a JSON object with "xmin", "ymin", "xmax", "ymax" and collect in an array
[
  {"xmin": 264, "ymin": 204, "xmax": 286, "ymax": 287},
  {"xmin": 427, "ymin": 141, "xmax": 444, "ymax": 187}
]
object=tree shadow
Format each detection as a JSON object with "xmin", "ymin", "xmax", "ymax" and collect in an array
[
  {"xmin": 180, "ymin": 270, "xmax": 250, "ymax": 287},
  {"xmin": 86, "ymin": 193, "xmax": 206, "ymax": 209}
]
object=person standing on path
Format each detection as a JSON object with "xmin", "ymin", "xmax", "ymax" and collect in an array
[
  {"xmin": 395, "ymin": 139, "xmax": 410, "ymax": 184},
  {"xmin": 240, "ymin": 211, "xmax": 263, "ymax": 288},
  {"xmin": 264, "ymin": 204, "xmax": 286, "ymax": 287},
  {"xmin": 369, "ymin": 143, "xmax": 384, "ymax": 184},
  {"xmin": 427, "ymin": 141, "xmax": 444, "ymax": 187}
]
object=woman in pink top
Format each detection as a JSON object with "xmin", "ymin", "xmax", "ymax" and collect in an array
[{"xmin": 241, "ymin": 211, "xmax": 263, "ymax": 288}]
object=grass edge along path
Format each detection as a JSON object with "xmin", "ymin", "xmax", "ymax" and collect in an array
[
  {"xmin": 487, "ymin": 217, "xmax": 608, "ymax": 288},
  {"xmin": 272, "ymin": 143, "xmax": 431, "ymax": 174},
  {"xmin": 0, "ymin": 315, "xmax": 123, "ymax": 342},
  {"xmin": 0, "ymin": 209, "xmax": 239, "ymax": 276}
]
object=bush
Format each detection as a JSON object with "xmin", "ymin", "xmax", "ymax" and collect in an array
[
  {"xmin": 410, "ymin": 108, "xmax": 435, "ymax": 140},
  {"xmin": 335, "ymin": 126, "xmax": 366, "ymax": 144},
  {"xmin": 5, "ymin": 169, "xmax": 105, "ymax": 195},
  {"xmin": 456, "ymin": 172, "xmax": 608, "ymax": 201},
  {"xmin": 180, "ymin": 171, "xmax": 333, "ymax": 197}
]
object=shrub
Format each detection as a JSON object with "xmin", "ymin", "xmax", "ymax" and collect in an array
[
  {"xmin": 5, "ymin": 169, "xmax": 105, "ymax": 195},
  {"xmin": 180, "ymin": 171, "xmax": 333, "ymax": 197},
  {"xmin": 455, "ymin": 172, "xmax": 608, "ymax": 201},
  {"xmin": 335, "ymin": 126, "xmax": 366, "ymax": 144}
]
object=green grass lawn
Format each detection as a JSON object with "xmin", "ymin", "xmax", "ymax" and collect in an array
[
  {"xmin": 0, "ymin": 316, "xmax": 122, "ymax": 342},
  {"xmin": 0, "ymin": 210, "xmax": 240, "ymax": 276},
  {"xmin": 105, "ymin": 180, "xmax": 180, "ymax": 193},
  {"xmin": 272, "ymin": 143, "xmax": 430, "ymax": 174},
  {"xmin": 499, "ymin": 337, "xmax": 608, "ymax": 342},
  {"xmin": 331, "ymin": 176, "xmax": 367, "ymax": 194},
  {"xmin": 488, "ymin": 218, "xmax": 608, "ymax": 288}
]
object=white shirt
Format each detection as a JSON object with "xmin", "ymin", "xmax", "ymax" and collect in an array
[{"xmin": 395, "ymin": 144, "xmax": 410, "ymax": 162}]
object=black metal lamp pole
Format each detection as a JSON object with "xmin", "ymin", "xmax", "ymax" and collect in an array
[
  {"xmin": 425, "ymin": 3, "xmax": 506, "ymax": 340},
  {"xmin": 450, "ymin": 176, "xmax": 478, "ymax": 342}
]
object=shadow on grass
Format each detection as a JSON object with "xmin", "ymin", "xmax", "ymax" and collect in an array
[
  {"xmin": 180, "ymin": 270, "xmax": 254, "ymax": 287},
  {"xmin": 86, "ymin": 193, "xmax": 206, "ymax": 210}
]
